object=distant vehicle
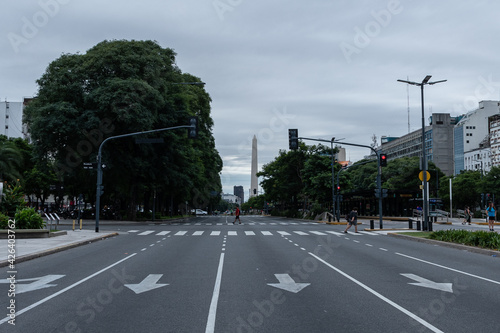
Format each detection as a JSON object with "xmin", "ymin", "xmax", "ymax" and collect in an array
[{"xmin": 195, "ymin": 209, "xmax": 208, "ymax": 215}]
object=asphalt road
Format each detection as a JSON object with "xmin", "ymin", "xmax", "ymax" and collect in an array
[{"xmin": 1, "ymin": 215, "xmax": 499, "ymax": 332}]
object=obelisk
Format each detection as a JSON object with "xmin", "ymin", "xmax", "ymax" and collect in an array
[{"xmin": 250, "ymin": 135, "xmax": 258, "ymax": 197}]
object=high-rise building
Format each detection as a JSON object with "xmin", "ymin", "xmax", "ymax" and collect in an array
[
  {"xmin": 454, "ymin": 101, "xmax": 500, "ymax": 174},
  {"xmin": 234, "ymin": 185, "xmax": 244, "ymax": 204},
  {"xmin": 381, "ymin": 113, "xmax": 458, "ymax": 176},
  {"xmin": 0, "ymin": 101, "xmax": 24, "ymax": 138}
]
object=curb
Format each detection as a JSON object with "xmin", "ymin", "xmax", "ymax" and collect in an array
[
  {"xmin": 0, "ymin": 232, "xmax": 119, "ymax": 268},
  {"xmin": 388, "ymin": 233, "xmax": 500, "ymax": 257}
]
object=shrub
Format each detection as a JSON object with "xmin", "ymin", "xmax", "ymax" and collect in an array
[
  {"xmin": 0, "ymin": 180, "xmax": 26, "ymax": 217},
  {"xmin": 0, "ymin": 212, "xmax": 9, "ymax": 229},
  {"xmin": 14, "ymin": 207, "xmax": 45, "ymax": 229},
  {"xmin": 429, "ymin": 229, "xmax": 500, "ymax": 251}
]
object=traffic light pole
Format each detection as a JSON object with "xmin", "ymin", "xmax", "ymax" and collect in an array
[
  {"xmin": 297, "ymin": 137, "xmax": 383, "ymax": 227},
  {"xmin": 95, "ymin": 124, "xmax": 196, "ymax": 232}
]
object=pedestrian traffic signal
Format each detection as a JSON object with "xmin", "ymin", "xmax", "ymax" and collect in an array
[
  {"xmin": 288, "ymin": 129, "xmax": 298, "ymax": 150},
  {"xmin": 188, "ymin": 117, "xmax": 198, "ymax": 139},
  {"xmin": 380, "ymin": 153, "xmax": 387, "ymax": 167}
]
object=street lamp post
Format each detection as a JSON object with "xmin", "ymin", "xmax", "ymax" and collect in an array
[
  {"xmin": 397, "ymin": 75, "xmax": 446, "ymax": 230},
  {"xmin": 330, "ymin": 138, "xmax": 336, "ymax": 221}
]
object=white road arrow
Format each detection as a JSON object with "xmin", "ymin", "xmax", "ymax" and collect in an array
[
  {"xmin": 125, "ymin": 274, "xmax": 168, "ymax": 294},
  {"xmin": 401, "ymin": 273, "xmax": 453, "ymax": 293},
  {"xmin": 267, "ymin": 274, "xmax": 310, "ymax": 293},
  {"xmin": 1, "ymin": 275, "xmax": 65, "ymax": 294}
]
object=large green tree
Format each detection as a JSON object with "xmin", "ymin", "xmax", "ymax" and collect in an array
[{"xmin": 24, "ymin": 40, "xmax": 222, "ymax": 219}]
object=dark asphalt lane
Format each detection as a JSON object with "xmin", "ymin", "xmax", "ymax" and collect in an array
[{"xmin": 1, "ymin": 215, "xmax": 499, "ymax": 332}]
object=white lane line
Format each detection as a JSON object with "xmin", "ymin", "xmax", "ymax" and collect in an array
[
  {"xmin": 277, "ymin": 231, "xmax": 291, "ymax": 236},
  {"xmin": 156, "ymin": 231, "xmax": 171, "ymax": 236},
  {"xmin": 138, "ymin": 230, "xmax": 155, "ymax": 236},
  {"xmin": 205, "ymin": 253, "xmax": 225, "ymax": 333},
  {"xmin": 396, "ymin": 253, "xmax": 500, "ymax": 285},
  {"xmin": 261, "ymin": 231, "xmax": 273, "ymax": 236},
  {"xmin": 174, "ymin": 231, "xmax": 188, "ymax": 236},
  {"xmin": 309, "ymin": 231, "xmax": 327, "ymax": 235},
  {"xmin": 192, "ymin": 231, "xmax": 204, "ymax": 236},
  {"xmin": 128, "ymin": 230, "xmax": 139, "ymax": 233},
  {"xmin": 228, "ymin": 231, "xmax": 237, "ymax": 236},
  {"xmin": 141, "ymin": 248, "xmax": 147, "ymax": 251},
  {"xmin": 245, "ymin": 231, "xmax": 256, "ymax": 236},
  {"xmin": 379, "ymin": 248, "xmax": 388, "ymax": 251},
  {"xmin": 309, "ymin": 253, "xmax": 444, "ymax": 333},
  {"xmin": 293, "ymin": 231, "xmax": 308, "ymax": 235},
  {"xmin": 0, "ymin": 253, "xmax": 137, "ymax": 326},
  {"xmin": 210, "ymin": 231, "xmax": 221, "ymax": 236}
]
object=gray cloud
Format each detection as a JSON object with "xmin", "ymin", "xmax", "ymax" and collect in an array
[{"xmin": 1, "ymin": 0, "xmax": 499, "ymax": 196}]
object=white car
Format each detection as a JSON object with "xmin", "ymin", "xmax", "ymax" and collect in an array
[{"xmin": 195, "ymin": 209, "xmax": 208, "ymax": 215}]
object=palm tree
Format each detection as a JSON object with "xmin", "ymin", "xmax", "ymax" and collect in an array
[{"xmin": 0, "ymin": 141, "xmax": 22, "ymax": 182}]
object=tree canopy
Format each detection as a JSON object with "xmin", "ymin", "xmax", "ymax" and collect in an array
[{"xmin": 23, "ymin": 40, "xmax": 222, "ymax": 218}]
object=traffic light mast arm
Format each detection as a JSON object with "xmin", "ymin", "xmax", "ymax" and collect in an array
[
  {"xmin": 95, "ymin": 123, "xmax": 197, "ymax": 233},
  {"xmin": 298, "ymin": 136, "xmax": 383, "ymax": 228}
]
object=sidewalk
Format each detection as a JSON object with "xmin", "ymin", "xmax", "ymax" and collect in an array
[{"xmin": 0, "ymin": 229, "xmax": 118, "ymax": 268}]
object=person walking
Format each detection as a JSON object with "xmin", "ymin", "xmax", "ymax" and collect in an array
[
  {"xmin": 344, "ymin": 207, "xmax": 358, "ymax": 233},
  {"xmin": 486, "ymin": 202, "xmax": 496, "ymax": 232},
  {"xmin": 233, "ymin": 206, "xmax": 241, "ymax": 224},
  {"xmin": 462, "ymin": 206, "xmax": 472, "ymax": 225}
]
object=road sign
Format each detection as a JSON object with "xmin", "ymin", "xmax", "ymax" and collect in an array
[
  {"xmin": 419, "ymin": 171, "xmax": 430, "ymax": 181},
  {"xmin": 83, "ymin": 162, "xmax": 97, "ymax": 170}
]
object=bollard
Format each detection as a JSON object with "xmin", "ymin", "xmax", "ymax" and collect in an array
[
  {"xmin": 428, "ymin": 219, "xmax": 433, "ymax": 232},
  {"xmin": 370, "ymin": 219, "xmax": 374, "ymax": 229},
  {"xmin": 72, "ymin": 219, "xmax": 75, "ymax": 231},
  {"xmin": 328, "ymin": 215, "xmax": 331, "ymax": 222},
  {"xmin": 416, "ymin": 219, "xmax": 421, "ymax": 231},
  {"xmin": 408, "ymin": 218, "xmax": 413, "ymax": 229},
  {"xmin": 80, "ymin": 219, "xmax": 83, "ymax": 230}
]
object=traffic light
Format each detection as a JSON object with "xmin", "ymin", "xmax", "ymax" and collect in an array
[
  {"xmin": 188, "ymin": 116, "xmax": 198, "ymax": 139},
  {"xmin": 288, "ymin": 129, "xmax": 298, "ymax": 150},
  {"xmin": 379, "ymin": 153, "xmax": 387, "ymax": 167}
]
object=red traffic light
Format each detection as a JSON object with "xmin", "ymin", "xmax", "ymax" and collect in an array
[{"xmin": 380, "ymin": 153, "xmax": 387, "ymax": 167}]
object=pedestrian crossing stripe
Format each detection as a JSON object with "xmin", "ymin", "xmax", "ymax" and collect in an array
[
  {"xmin": 128, "ymin": 230, "xmax": 383, "ymax": 236},
  {"xmin": 137, "ymin": 230, "xmax": 155, "ymax": 236}
]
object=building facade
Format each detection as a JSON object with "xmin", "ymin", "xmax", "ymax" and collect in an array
[
  {"xmin": 454, "ymin": 101, "xmax": 500, "ymax": 174},
  {"xmin": 222, "ymin": 193, "xmax": 241, "ymax": 204},
  {"xmin": 0, "ymin": 101, "xmax": 24, "ymax": 138},
  {"xmin": 233, "ymin": 185, "xmax": 244, "ymax": 204},
  {"xmin": 381, "ymin": 113, "xmax": 457, "ymax": 176},
  {"xmin": 463, "ymin": 147, "xmax": 491, "ymax": 174},
  {"xmin": 489, "ymin": 114, "xmax": 500, "ymax": 168}
]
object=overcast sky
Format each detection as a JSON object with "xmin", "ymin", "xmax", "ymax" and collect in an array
[{"xmin": 2, "ymin": 0, "xmax": 500, "ymax": 198}]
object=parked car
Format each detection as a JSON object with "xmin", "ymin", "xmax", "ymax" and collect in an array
[{"xmin": 195, "ymin": 209, "xmax": 208, "ymax": 215}]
